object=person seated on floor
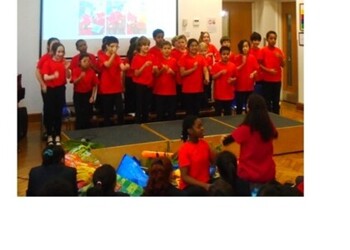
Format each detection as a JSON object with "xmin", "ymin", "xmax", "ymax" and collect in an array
[
  {"xmin": 26, "ymin": 145, "xmax": 78, "ymax": 196},
  {"xmin": 257, "ymin": 180, "xmax": 302, "ymax": 196},
  {"xmin": 142, "ymin": 157, "xmax": 186, "ymax": 196},
  {"xmin": 209, "ymin": 150, "xmax": 237, "ymax": 196},
  {"xmin": 86, "ymin": 164, "xmax": 129, "ymax": 196}
]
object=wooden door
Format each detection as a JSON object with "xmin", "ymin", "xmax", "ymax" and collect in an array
[
  {"xmin": 281, "ymin": 2, "xmax": 298, "ymax": 103},
  {"xmin": 222, "ymin": 2, "xmax": 252, "ymax": 54}
]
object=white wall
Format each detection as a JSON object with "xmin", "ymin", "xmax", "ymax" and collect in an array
[{"xmin": 296, "ymin": 0, "xmax": 304, "ymax": 104}]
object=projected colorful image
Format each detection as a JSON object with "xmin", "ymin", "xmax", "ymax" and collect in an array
[{"xmin": 78, "ymin": 0, "xmax": 147, "ymax": 36}]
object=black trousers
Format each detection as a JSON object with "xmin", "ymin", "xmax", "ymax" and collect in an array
[
  {"xmin": 262, "ymin": 81, "xmax": 281, "ymax": 114},
  {"xmin": 73, "ymin": 91, "xmax": 93, "ymax": 129},
  {"xmin": 235, "ymin": 91, "xmax": 253, "ymax": 115},
  {"xmin": 214, "ymin": 100, "xmax": 233, "ymax": 116},
  {"xmin": 135, "ymin": 84, "xmax": 152, "ymax": 123},
  {"xmin": 43, "ymin": 85, "xmax": 66, "ymax": 137},
  {"xmin": 183, "ymin": 93, "xmax": 203, "ymax": 116},
  {"xmin": 100, "ymin": 93, "xmax": 124, "ymax": 126},
  {"xmin": 154, "ymin": 94, "xmax": 177, "ymax": 121},
  {"xmin": 124, "ymin": 77, "xmax": 136, "ymax": 114}
]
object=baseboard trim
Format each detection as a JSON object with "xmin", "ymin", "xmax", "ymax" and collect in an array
[
  {"xmin": 296, "ymin": 103, "xmax": 304, "ymax": 111},
  {"xmin": 28, "ymin": 113, "xmax": 42, "ymax": 123}
]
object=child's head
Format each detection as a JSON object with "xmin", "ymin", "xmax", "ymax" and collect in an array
[
  {"xmin": 47, "ymin": 37, "xmax": 60, "ymax": 53},
  {"xmin": 247, "ymin": 93, "xmax": 267, "ymax": 113},
  {"xmin": 79, "ymin": 53, "xmax": 91, "ymax": 70},
  {"xmin": 198, "ymin": 42, "xmax": 208, "ymax": 55},
  {"xmin": 105, "ymin": 36, "xmax": 119, "ymax": 54},
  {"xmin": 215, "ymin": 151, "xmax": 237, "ymax": 185},
  {"xmin": 250, "ymin": 32, "xmax": 262, "ymax": 48},
  {"xmin": 171, "ymin": 35, "xmax": 178, "ymax": 47},
  {"xmin": 152, "ymin": 28, "xmax": 165, "ymax": 46},
  {"xmin": 187, "ymin": 38, "xmax": 199, "ymax": 55},
  {"xmin": 75, "ymin": 39, "xmax": 88, "ymax": 53},
  {"xmin": 266, "ymin": 30, "xmax": 277, "ymax": 47},
  {"xmin": 42, "ymin": 145, "xmax": 65, "ymax": 166},
  {"xmin": 51, "ymin": 42, "xmax": 65, "ymax": 60},
  {"xmin": 90, "ymin": 164, "xmax": 117, "ymax": 195},
  {"xmin": 199, "ymin": 31, "xmax": 211, "ymax": 44},
  {"xmin": 161, "ymin": 40, "xmax": 172, "ymax": 57},
  {"xmin": 237, "ymin": 39, "xmax": 250, "ymax": 55},
  {"xmin": 219, "ymin": 46, "xmax": 231, "ymax": 62},
  {"xmin": 181, "ymin": 115, "xmax": 204, "ymax": 142},
  {"xmin": 220, "ymin": 36, "xmax": 231, "ymax": 47},
  {"xmin": 143, "ymin": 157, "xmax": 173, "ymax": 196},
  {"xmin": 136, "ymin": 36, "xmax": 151, "ymax": 53},
  {"xmin": 177, "ymin": 34, "xmax": 187, "ymax": 50}
]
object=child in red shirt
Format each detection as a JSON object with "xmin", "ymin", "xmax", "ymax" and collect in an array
[
  {"xmin": 178, "ymin": 115, "xmax": 216, "ymax": 195},
  {"xmin": 178, "ymin": 39, "xmax": 209, "ymax": 116},
  {"xmin": 70, "ymin": 53, "xmax": 99, "ymax": 129},
  {"xmin": 97, "ymin": 36, "xmax": 130, "ymax": 126},
  {"xmin": 153, "ymin": 41, "xmax": 178, "ymax": 121},
  {"xmin": 249, "ymin": 32, "xmax": 264, "ymax": 95},
  {"xmin": 211, "ymin": 46, "xmax": 237, "ymax": 116},
  {"xmin": 258, "ymin": 31, "xmax": 285, "ymax": 114},
  {"xmin": 70, "ymin": 39, "xmax": 100, "ymax": 75},
  {"xmin": 131, "ymin": 36, "xmax": 158, "ymax": 123},
  {"xmin": 41, "ymin": 43, "xmax": 70, "ymax": 145},
  {"xmin": 222, "ymin": 93, "xmax": 278, "ymax": 194},
  {"xmin": 234, "ymin": 39, "xmax": 259, "ymax": 114}
]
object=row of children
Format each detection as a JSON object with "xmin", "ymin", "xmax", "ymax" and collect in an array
[
  {"xmin": 26, "ymin": 93, "xmax": 303, "ymax": 196},
  {"xmin": 35, "ymin": 29, "xmax": 285, "ymax": 146}
]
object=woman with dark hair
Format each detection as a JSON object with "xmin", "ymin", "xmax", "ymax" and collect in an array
[
  {"xmin": 86, "ymin": 164, "xmax": 129, "ymax": 196},
  {"xmin": 222, "ymin": 93, "xmax": 278, "ymax": 193},
  {"xmin": 26, "ymin": 145, "xmax": 78, "ymax": 196},
  {"xmin": 143, "ymin": 157, "xmax": 185, "ymax": 196}
]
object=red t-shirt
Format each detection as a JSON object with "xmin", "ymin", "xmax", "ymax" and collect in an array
[
  {"xmin": 207, "ymin": 43, "xmax": 220, "ymax": 62},
  {"xmin": 41, "ymin": 58, "xmax": 67, "ymax": 87},
  {"xmin": 178, "ymin": 139, "xmax": 212, "ymax": 189},
  {"xmin": 258, "ymin": 46, "xmax": 285, "ymax": 82},
  {"xmin": 98, "ymin": 53, "xmax": 123, "ymax": 94},
  {"xmin": 71, "ymin": 67, "xmax": 99, "ymax": 93},
  {"xmin": 234, "ymin": 54, "xmax": 259, "ymax": 91},
  {"xmin": 232, "ymin": 125, "xmax": 276, "ymax": 183},
  {"xmin": 211, "ymin": 61, "xmax": 237, "ymax": 100},
  {"xmin": 131, "ymin": 53, "xmax": 157, "ymax": 87},
  {"xmin": 249, "ymin": 47, "xmax": 263, "ymax": 81},
  {"xmin": 36, "ymin": 53, "xmax": 51, "ymax": 71},
  {"xmin": 178, "ymin": 54, "xmax": 207, "ymax": 93},
  {"xmin": 171, "ymin": 49, "xmax": 187, "ymax": 84},
  {"xmin": 149, "ymin": 46, "xmax": 163, "ymax": 62},
  {"xmin": 153, "ymin": 57, "xmax": 178, "ymax": 95}
]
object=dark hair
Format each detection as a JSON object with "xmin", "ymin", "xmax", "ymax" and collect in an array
[
  {"xmin": 143, "ymin": 157, "xmax": 173, "ymax": 196},
  {"xmin": 198, "ymin": 31, "xmax": 210, "ymax": 43},
  {"xmin": 219, "ymin": 46, "xmax": 230, "ymax": 54},
  {"xmin": 257, "ymin": 180, "xmax": 302, "ymax": 196},
  {"xmin": 237, "ymin": 39, "xmax": 250, "ymax": 54},
  {"xmin": 51, "ymin": 42, "xmax": 65, "ymax": 55},
  {"xmin": 106, "ymin": 36, "xmax": 119, "ymax": 45},
  {"xmin": 47, "ymin": 37, "xmax": 60, "ymax": 52},
  {"xmin": 250, "ymin": 32, "xmax": 262, "ymax": 42},
  {"xmin": 181, "ymin": 115, "xmax": 198, "ymax": 142},
  {"xmin": 242, "ymin": 93, "xmax": 278, "ymax": 141},
  {"xmin": 152, "ymin": 29, "xmax": 164, "ymax": 38},
  {"xmin": 187, "ymin": 38, "xmax": 198, "ymax": 48},
  {"xmin": 75, "ymin": 39, "xmax": 86, "ymax": 48},
  {"xmin": 220, "ymin": 36, "xmax": 230, "ymax": 45},
  {"xmin": 126, "ymin": 37, "xmax": 138, "ymax": 62},
  {"xmin": 215, "ymin": 151, "xmax": 237, "ymax": 188},
  {"xmin": 42, "ymin": 145, "xmax": 65, "ymax": 165},
  {"xmin": 101, "ymin": 36, "xmax": 110, "ymax": 51},
  {"xmin": 266, "ymin": 30, "xmax": 277, "ymax": 39},
  {"xmin": 87, "ymin": 164, "xmax": 116, "ymax": 196}
]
